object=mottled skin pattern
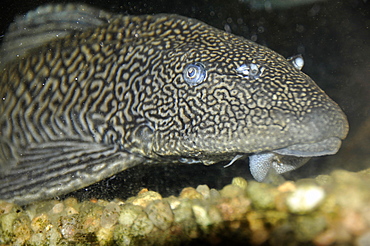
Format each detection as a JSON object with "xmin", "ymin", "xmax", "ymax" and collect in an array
[{"xmin": 0, "ymin": 4, "xmax": 348, "ymax": 204}]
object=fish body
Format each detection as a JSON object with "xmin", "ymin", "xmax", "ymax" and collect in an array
[{"xmin": 0, "ymin": 4, "xmax": 348, "ymax": 205}]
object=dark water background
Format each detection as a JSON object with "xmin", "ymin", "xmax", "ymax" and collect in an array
[{"xmin": 0, "ymin": 0, "xmax": 369, "ymax": 201}]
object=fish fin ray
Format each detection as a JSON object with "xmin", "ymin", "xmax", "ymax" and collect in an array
[
  {"xmin": 0, "ymin": 137, "xmax": 19, "ymax": 175},
  {"xmin": 0, "ymin": 3, "xmax": 113, "ymax": 66},
  {"xmin": 0, "ymin": 140, "xmax": 145, "ymax": 205}
]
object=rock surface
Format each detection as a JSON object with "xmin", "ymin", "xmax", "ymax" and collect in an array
[{"xmin": 1, "ymin": 170, "xmax": 370, "ymax": 245}]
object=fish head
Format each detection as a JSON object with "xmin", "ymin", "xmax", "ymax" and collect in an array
[{"xmin": 148, "ymin": 16, "xmax": 348, "ymax": 180}]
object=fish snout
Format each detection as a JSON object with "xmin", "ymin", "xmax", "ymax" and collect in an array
[
  {"xmin": 305, "ymin": 100, "xmax": 349, "ymax": 143},
  {"xmin": 248, "ymin": 96, "xmax": 349, "ymax": 182},
  {"xmin": 275, "ymin": 99, "xmax": 349, "ymax": 158}
]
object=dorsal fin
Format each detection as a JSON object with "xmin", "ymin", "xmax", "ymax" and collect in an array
[{"xmin": 0, "ymin": 3, "xmax": 113, "ymax": 67}]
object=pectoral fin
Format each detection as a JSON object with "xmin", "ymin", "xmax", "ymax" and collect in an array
[{"xmin": 0, "ymin": 140, "xmax": 145, "ymax": 205}]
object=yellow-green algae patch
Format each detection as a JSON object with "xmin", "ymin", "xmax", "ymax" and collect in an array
[{"xmin": 1, "ymin": 169, "xmax": 370, "ymax": 245}]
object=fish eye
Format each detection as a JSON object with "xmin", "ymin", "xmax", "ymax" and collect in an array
[
  {"xmin": 183, "ymin": 62, "xmax": 207, "ymax": 86},
  {"xmin": 287, "ymin": 55, "xmax": 304, "ymax": 71}
]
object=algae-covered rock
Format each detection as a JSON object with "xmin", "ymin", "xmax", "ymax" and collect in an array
[
  {"xmin": 1, "ymin": 169, "xmax": 370, "ymax": 245},
  {"xmin": 118, "ymin": 204, "xmax": 145, "ymax": 228},
  {"xmin": 293, "ymin": 215, "xmax": 327, "ymax": 242},
  {"xmin": 220, "ymin": 184, "xmax": 245, "ymax": 198},
  {"xmin": 231, "ymin": 177, "xmax": 248, "ymax": 190},
  {"xmin": 130, "ymin": 190, "xmax": 162, "ymax": 207},
  {"xmin": 195, "ymin": 184, "xmax": 211, "ymax": 199},
  {"xmin": 145, "ymin": 200, "xmax": 174, "ymax": 230},
  {"xmin": 101, "ymin": 202, "xmax": 121, "ymax": 229},
  {"xmin": 286, "ymin": 180, "xmax": 325, "ymax": 214},
  {"xmin": 247, "ymin": 181, "xmax": 278, "ymax": 210},
  {"xmin": 179, "ymin": 187, "xmax": 204, "ymax": 200}
]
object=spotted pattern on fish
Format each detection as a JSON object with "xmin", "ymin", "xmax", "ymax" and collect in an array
[{"xmin": 0, "ymin": 4, "xmax": 348, "ymax": 205}]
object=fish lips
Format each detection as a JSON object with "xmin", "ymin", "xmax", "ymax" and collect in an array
[{"xmin": 271, "ymin": 137, "xmax": 342, "ymax": 157}]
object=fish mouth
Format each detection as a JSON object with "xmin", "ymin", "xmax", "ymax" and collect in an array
[
  {"xmin": 248, "ymin": 137, "xmax": 342, "ymax": 182},
  {"xmin": 271, "ymin": 137, "xmax": 342, "ymax": 157}
]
